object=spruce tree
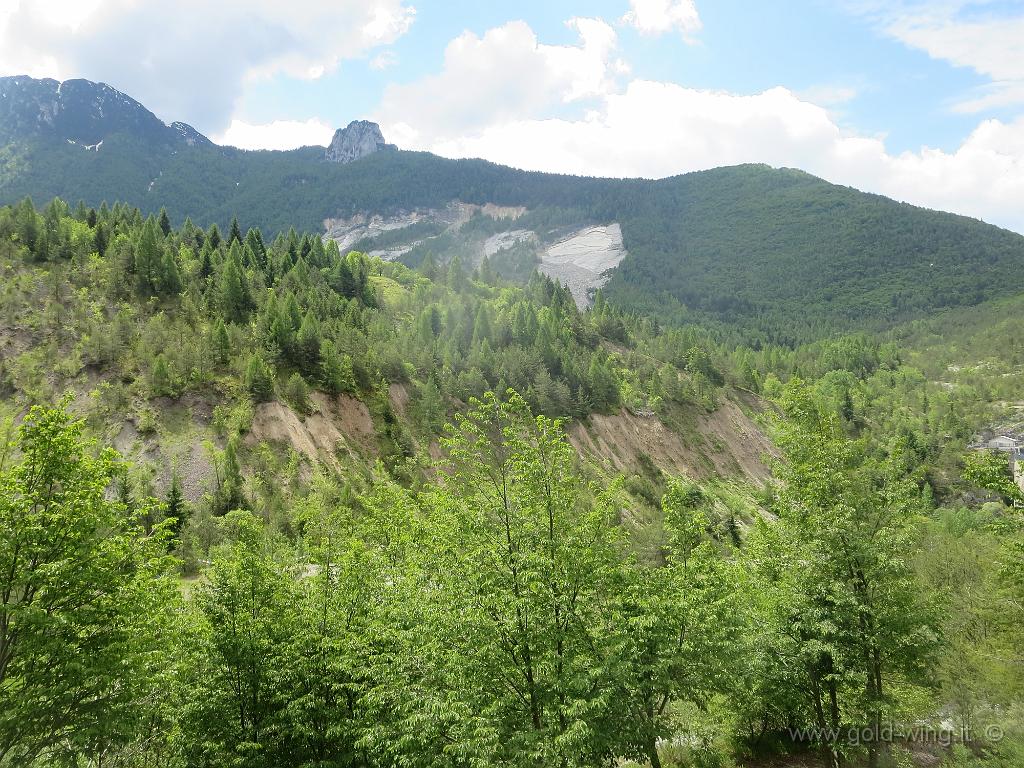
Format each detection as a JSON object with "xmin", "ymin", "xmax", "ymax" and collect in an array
[
  {"xmin": 284, "ymin": 372, "xmax": 310, "ymax": 415},
  {"xmin": 228, "ymin": 216, "xmax": 242, "ymax": 246},
  {"xmin": 294, "ymin": 313, "xmax": 322, "ymax": 373},
  {"xmin": 164, "ymin": 473, "xmax": 188, "ymax": 539},
  {"xmin": 135, "ymin": 217, "xmax": 161, "ymax": 295},
  {"xmin": 319, "ymin": 340, "xmax": 356, "ymax": 395},
  {"xmin": 219, "ymin": 247, "xmax": 252, "ymax": 323},
  {"xmin": 212, "ymin": 319, "xmax": 231, "ymax": 366},
  {"xmin": 244, "ymin": 354, "xmax": 275, "ymax": 402},
  {"xmin": 158, "ymin": 248, "xmax": 182, "ymax": 296},
  {"xmin": 157, "ymin": 207, "xmax": 171, "ymax": 237}
]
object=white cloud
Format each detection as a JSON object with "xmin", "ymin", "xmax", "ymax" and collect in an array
[
  {"xmin": 798, "ymin": 84, "xmax": 859, "ymax": 107},
  {"xmin": 375, "ymin": 17, "xmax": 621, "ymax": 144},
  {"xmin": 385, "ymin": 41, "xmax": 1024, "ymax": 232},
  {"xmin": 870, "ymin": 2, "xmax": 1024, "ymax": 112},
  {"xmin": 213, "ymin": 118, "xmax": 335, "ymax": 150},
  {"xmin": 622, "ymin": 0, "xmax": 701, "ymax": 40},
  {"xmin": 0, "ymin": 0, "xmax": 415, "ymax": 131},
  {"xmin": 369, "ymin": 50, "xmax": 399, "ymax": 71}
]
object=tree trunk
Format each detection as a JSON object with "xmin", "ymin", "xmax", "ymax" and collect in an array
[{"xmin": 647, "ymin": 735, "xmax": 663, "ymax": 768}]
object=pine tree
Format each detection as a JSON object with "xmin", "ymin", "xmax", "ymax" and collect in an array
[
  {"xmin": 151, "ymin": 354, "xmax": 174, "ymax": 396},
  {"xmin": 319, "ymin": 340, "xmax": 356, "ymax": 395},
  {"xmin": 211, "ymin": 319, "xmax": 231, "ymax": 366},
  {"xmin": 157, "ymin": 207, "xmax": 171, "ymax": 237},
  {"xmin": 587, "ymin": 356, "xmax": 620, "ymax": 411},
  {"xmin": 245, "ymin": 227, "xmax": 267, "ymax": 271},
  {"xmin": 158, "ymin": 248, "xmax": 182, "ymax": 296},
  {"xmin": 294, "ymin": 313, "xmax": 322, "ymax": 373},
  {"xmin": 164, "ymin": 473, "xmax": 188, "ymax": 539},
  {"xmin": 219, "ymin": 247, "xmax": 252, "ymax": 323},
  {"xmin": 135, "ymin": 217, "xmax": 161, "ymax": 295},
  {"xmin": 15, "ymin": 197, "xmax": 38, "ymax": 253},
  {"xmin": 471, "ymin": 304, "xmax": 492, "ymax": 348},
  {"xmin": 284, "ymin": 372, "xmax": 310, "ymax": 415},
  {"xmin": 93, "ymin": 222, "xmax": 108, "ymax": 256},
  {"xmin": 217, "ymin": 438, "xmax": 246, "ymax": 514},
  {"xmin": 206, "ymin": 223, "xmax": 221, "ymax": 251},
  {"xmin": 244, "ymin": 354, "xmax": 275, "ymax": 402},
  {"xmin": 228, "ymin": 216, "xmax": 242, "ymax": 246},
  {"xmin": 413, "ymin": 376, "xmax": 445, "ymax": 432},
  {"xmin": 199, "ymin": 244, "xmax": 214, "ymax": 279}
]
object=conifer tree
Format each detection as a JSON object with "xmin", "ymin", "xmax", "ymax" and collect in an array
[
  {"xmin": 319, "ymin": 340, "xmax": 356, "ymax": 395},
  {"xmin": 135, "ymin": 217, "xmax": 161, "ymax": 295},
  {"xmin": 219, "ymin": 246, "xmax": 252, "ymax": 323},
  {"xmin": 212, "ymin": 319, "xmax": 231, "ymax": 366},
  {"xmin": 244, "ymin": 353, "xmax": 275, "ymax": 402},
  {"xmin": 294, "ymin": 313, "xmax": 322, "ymax": 373},
  {"xmin": 157, "ymin": 207, "xmax": 171, "ymax": 237},
  {"xmin": 158, "ymin": 248, "xmax": 182, "ymax": 296},
  {"xmin": 164, "ymin": 472, "xmax": 187, "ymax": 538},
  {"xmin": 228, "ymin": 216, "xmax": 242, "ymax": 246}
]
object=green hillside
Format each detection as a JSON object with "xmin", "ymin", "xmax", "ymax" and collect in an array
[
  {"xmin": 5, "ymin": 131, "xmax": 1024, "ymax": 343},
  {"xmin": 608, "ymin": 164, "xmax": 1024, "ymax": 341},
  {"xmin": 4, "ymin": 195, "xmax": 1024, "ymax": 768}
]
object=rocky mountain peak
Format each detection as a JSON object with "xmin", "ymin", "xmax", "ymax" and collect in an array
[
  {"xmin": 325, "ymin": 120, "xmax": 396, "ymax": 164},
  {"xmin": 0, "ymin": 75, "xmax": 210, "ymax": 149}
]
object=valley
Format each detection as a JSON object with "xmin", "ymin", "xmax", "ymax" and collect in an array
[{"xmin": 0, "ymin": 74, "xmax": 1023, "ymax": 768}]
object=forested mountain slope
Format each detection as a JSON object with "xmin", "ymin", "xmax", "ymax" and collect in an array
[
  {"xmin": 4, "ymin": 195, "xmax": 1024, "ymax": 768},
  {"xmin": 4, "ymin": 76, "xmax": 1024, "ymax": 341},
  {"xmin": 0, "ymin": 197, "xmax": 772, "ymax": 550}
]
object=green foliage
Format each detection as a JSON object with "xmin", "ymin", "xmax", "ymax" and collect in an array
[
  {"xmin": 245, "ymin": 353, "xmax": 276, "ymax": 402},
  {"xmin": 0, "ymin": 185, "xmax": 1020, "ymax": 766},
  {"xmin": 0, "ymin": 403, "xmax": 177, "ymax": 764},
  {"xmin": 963, "ymin": 450, "xmax": 1024, "ymax": 506},
  {"xmin": 283, "ymin": 371, "xmax": 311, "ymax": 414}
]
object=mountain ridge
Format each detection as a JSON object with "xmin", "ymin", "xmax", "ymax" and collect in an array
[{"xmin": 2, "ymin": 74, "xmax": 1024, "ymax": 341}]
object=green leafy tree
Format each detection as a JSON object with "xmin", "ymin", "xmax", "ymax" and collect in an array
[
  {"xmin": 179, "ymin": 512, "xmax": 294, "ymax": 765},
  {"xmin": 415, "ymin": 391, "xmax": 625, "ymax": 766},
  {"xmin": 613, "ymin": 480, "xmax": 739, "ymax": 768},
  {"xmin": 748, "ymin": 381, "xmax": 937, "ymax": 768},
  {"xmin": 0, "ymin": 404, "xmax": 176, "ymax": 764},
  {"xmin": 963, "ymin": 449, "xmax": 1023, "ymax": 505}
]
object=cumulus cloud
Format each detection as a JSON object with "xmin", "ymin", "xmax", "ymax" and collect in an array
[
  {"xmin": 379, "ymin": 14, "xmax": 1024, "ymax": 233},
  {"xmin": 375, "ymin": 17, "xmax": 622, "ymax": 145},
  {"xmin": 0, "ymin": 0, "xmax": 415, "ymax": 132},
  {"xmin": 622, "ymin": 0, "xmax": 701, "ymax": 40},
  {"xmin": 213, "ymin": 118, "xmax": 335, "ymax": 151}
]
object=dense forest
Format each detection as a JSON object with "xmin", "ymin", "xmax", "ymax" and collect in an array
[
  {"xmin": 0, "ymin": 197, "xmax": 1023, "ymax": 768},
  {"xmin": 5, "ymin": 75, "xmax": 1024, "ymax": 342}
]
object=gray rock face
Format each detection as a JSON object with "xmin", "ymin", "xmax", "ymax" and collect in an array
[
  {"xmin": 325, "ymin": 120, "xmax": 396, "ymax": 163},
  {"xmin": 0, "ymin": 75, "xmax": 209, "ymax": 149}
]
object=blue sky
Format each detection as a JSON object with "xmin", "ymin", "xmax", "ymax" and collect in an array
[
  {"xmin": 237, "ymin": 0, "xmax": 997, "ymax": 156},
  {"xmin": 1, "ymin": 0, "xmax": 1023, "ymax": 231}
]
